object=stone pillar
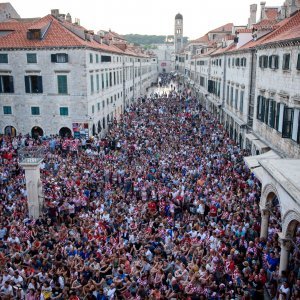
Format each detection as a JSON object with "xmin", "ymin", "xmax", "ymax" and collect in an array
[
  {"xmin": 260, "ymin": 209, "xmax": 270, "ymax": 239},
  {"xmin": 279, "ymin": 238, "xmax": 291, "ymax": 275},
  {"xmin": 20, "ymin": 161, "xmax": 43, "ymax": 219}
]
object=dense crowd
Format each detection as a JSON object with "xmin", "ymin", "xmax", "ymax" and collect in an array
[{"xmin": 0, "ymin": 79, "xmax": 299, "ymax": 299}]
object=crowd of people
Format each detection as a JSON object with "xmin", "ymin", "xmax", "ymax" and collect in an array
[{"xmin": 0, "ymin": 78, "xmax": 299, "ymax": 300}]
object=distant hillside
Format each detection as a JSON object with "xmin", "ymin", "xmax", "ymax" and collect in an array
[{"xmin": 122, "ymin": 34, "xmax": 188, "ymax": 46}]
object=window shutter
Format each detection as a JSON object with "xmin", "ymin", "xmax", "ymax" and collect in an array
[
  {"xmin": 37, "ymin": 76, "xmax": 43, "ymax": 93},
  {"xmin": 257, "ymin": 96, "xmax": 261, "ymax": 119},
  {"xmin": 282, "ymin": 107, "xmax": 294, "ymax": 138},
  {"xmin": 264, "ymin": 99, "xmax": 269, "ymax": 124},
  {"xmin": 259, "ymin": 56, "xmax": 262, "ymax": 68},
  {"xmin": 8, "ymin": 76, "xmax": 14, "ymax": 93},
  {"xmin": 275, "ymin": 102, "xmax": 280, "ymax": 130},
  {"xmin": 297, "ymin": 53, "xmax": 300, "ymax": 71},
  {"xmin": 51, "ymin": 54, "xmax": 57, "ymax": 62},
  {"xmin": 25, "ymin": 76, "xmax": 30, "ymax": 93},
  {"xmin": 269, "ymin": 56, "xmax": 272, "ymax": 68},
  {"xmin": 64, "ymin": 53, "xmax": 69, "ymax": 63},
  {"xmin": 270, "ymin": 101, "xmax": 275, "ymax": 128},
  {"xmin": 275, "ymin": 56, "xmax": 279, "ymax": 69},
  {"xmin": 261, "ymin": 97, "xmax": 265, "ymax": 121}
]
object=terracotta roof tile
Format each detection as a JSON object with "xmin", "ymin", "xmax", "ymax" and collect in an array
[
  {"xmin": 209, "ymin": 23, "xmax": 233, "ymax": 33},
  {"xmin": 265, "ymin": 7, "xmax": 279, "ymax": 20},
  {"xmin": 236, "ymin": 28, "xmax": 253, "ymax": 33},
  {"xmin": 0, "ymin": 15, "xmax": 150, "ymax": 57}
]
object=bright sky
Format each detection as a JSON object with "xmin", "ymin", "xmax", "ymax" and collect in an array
[{"xmin": 10, "ymin": 0, "xmax": 284, "ymax": 40}]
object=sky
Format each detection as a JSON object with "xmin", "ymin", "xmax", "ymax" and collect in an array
[{"xmin": 10, "ymin": 0, "xmax": 284, "ymax": 40}]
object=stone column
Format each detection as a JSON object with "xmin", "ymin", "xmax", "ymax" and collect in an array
[
  {"xmin": 260, "ymin": 208, "xmax": 270, "ymax": 239},
  {"xmin": 20, "ymin": 160, "xmax": 43, "ymax": 219},
  {"xmin": 279, "ymin": 238, "xmax": 291, "ymax": 275}
]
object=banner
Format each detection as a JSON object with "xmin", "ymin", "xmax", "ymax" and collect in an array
[{"xmin": 72, "ymin": 123, "xmax": 89, "ymax": 139}]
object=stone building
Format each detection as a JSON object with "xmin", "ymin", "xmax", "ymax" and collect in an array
[
  {"xmin": 0, "ymin": 8, "xmax": 158, "ymax": 137},
  {"xmin": 176, "ymin": 0, "xmax": 300, "ymax": 275},
  {"xmin": 0, "ymin": 2, "xmax": 20, "ymax": 22}
]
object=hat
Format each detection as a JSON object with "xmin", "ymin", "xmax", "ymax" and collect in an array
[{"xmin": 243, "ymin": 261, "xmax": 249, "ymax": 267}]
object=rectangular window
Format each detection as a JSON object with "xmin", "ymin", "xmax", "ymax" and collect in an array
[
  {"xmin": 282, "ymin": 53, "xmax": 290, "ymax": 70},
  {"xmin": 228, "ymin": 58, "xmax": 231, "ymax": 67},
  {"xmin": 282, "ymin": 107, "xmax": 293, "ymax": 138},
  {"xmin": 102, "ymin": 100, "xmax": 105, "ymax": 108},
  {"xmin": 240, "ymin": 90, "xmax": 244, "ymax": 113},
  {"xmin": 3, "ymin": 106, "xmax": 12, "ymax": 115},
  {"xmin": 101, "ymin": 55, "xmax": 111, "ymax": 62},
  {"xmin": 200, "ymin": 76, "xmax": 205, "ymax": 87},
  {"xmin": 90, "ymin": 53, "xmax": 93, "ymax": 63},
  {"xmin": 92, "ymin": 105, "xmax": 95, "ymax": 114},
  {"xmin": 96, "ymin": 74, "xmax": 99, "ymax": 92},
  {"xmin": 57, "ymin": 75, "xmax": 68, "ymax": 94},
  {"xmin": 90, "ymin": 75, "xmax": 94, "ymax": 93},
  {"xmin": 27, "ymin": 53, "xmax": 37, "ymax": 63},
  {"xmin": 97, "ymin": 102, "xmax": 100, "ymax": 111},
  {"xmin": 259, "ymin": 55, "xmax": 268, "ymax": 68},
  {"xmin": 292, "ymin": 109, "xmax": 299, "ymax": 142},
  {"xmin": 297, "ymin": 53, "xmax": 300, "ymax": 71},
  {"xmin": 0, "ymin": 54, "xmax": 8, "ymax": 63},
  {"xmin": 31, "ymin": 106, "xmax": 40, "ymax": 115},
  {"xmin": 268, "ymin": 55, "xmax": 279, "ymax": 69},
  {"xmin": 109, "ymin": 72, "xmax": 112, "ymax": 87},
  {"xmin": 96, "ymin": 54, "xmax": 99, "ymax": 63},
  {"xmin": 268, "ymin": 100, "xmax": 276, "ymax": 128},
  {"xmin": 0, "ymin": 76, "xmax": 14, "ymax": 93},
  {"xmin": 226, "ymin": 85, "xmax": 229, "ymax": 104},
  {"xmin": 51, "ymin": 53, "xmax": 68, "ymax": 63},
  {"xmin": 264, "ymin": 98, "xmax": 269, "ymax": 124},
  {"xmin": 230, "ymin": 87, "xmax": 234, "ymax": 106},
  {"xmin": 101, "ymin": 74, "xmax": 104, "ymax": 89},
  {"xmin": 25, "ymin": 76, "xmax": 43, "ymax": 93},
  {"xmin": 59, "ymin": 107, "xmax": 69, "ymax": 116},
  {"xmin": 234, "ymin": 89, "xmax": 238, "ymax": 109},
  {"xmin": 106, "ymin": 73, "xmax": 109, "ymax": 88},
  {"xmin": 278, "ymin": 103, "xmax": 284, "ymax": 133}
]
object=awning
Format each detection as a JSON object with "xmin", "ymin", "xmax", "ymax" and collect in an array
[
  {"xmin": 252, "ymin": 166, "xmax": 264, "ymax": 181},
  {"xmin": 252, "ymin": 139, "xmax": 270, "ymax": 152},
  {"xmin": 244, "ymin": 150, "xmax": 281, "ymax": 169},
  {"xmin": 223, "ymin": 108, "xmax": 246, "ymax": 126},
  {"xmin": 245, "ymin": 133, "xmax": 258, "ymax": 142}
]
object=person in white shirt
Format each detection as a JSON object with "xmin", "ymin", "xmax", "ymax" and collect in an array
[{"xmin": 0, "ymin": 281, "xmax": 13, "ymax": 298}]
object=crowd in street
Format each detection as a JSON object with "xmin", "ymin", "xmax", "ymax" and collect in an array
[{"xmin": 0, "ymin": 78, "xmax": 299, "ymax": 299}]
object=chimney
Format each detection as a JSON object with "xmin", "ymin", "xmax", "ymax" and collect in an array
[
  {"xmin": 58, "ymin": 14, "xmax": 65, "ymax": 21},
  {"xmin": 249, "ymin": 4, "xmax": 257, "ymax": 28},
  {"xmin": 279, "ymin": 5, "xmax": 287, "ymax": 19},
  {"xmin": 51, "ymin": 9, "xmax": 59, "ymax": 18},
  {"xmin": 260, "ymin": 1, "xmax": 266, "ymax": 20},
  {"xmin": 66, "ymin": 13, "xmax": 72, "ymax": 23},
  {"xmin": 74, "ymin": 18, "xmax": 80, "ymax": 25}
]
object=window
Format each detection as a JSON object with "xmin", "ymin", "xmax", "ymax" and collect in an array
[
  {"xmin": 297, "ymin": 54, "xmax": 300, "ymax": 71},
  {"xmin": 235, "ymin": 89, "xmax": 238, "ymax": 109},
  {"xmin": 282, "ymin": 106, "xmax": 294, "ymax": 138},
  {"xmin": 27, "ymin": 30, "xmax": 41, "ymax": 40},
  {"xmin": 3, "ymin": 106, "xmax": 12, "ymax": 115},
  {"xmin": 59, "ymin": 107, "xmax": 68, "ymax": 116},
  {"xmin": 228, "ymin": 58, "xmax": 231, "ymax": 67},
  {"xmin": 27, "ymin": 53, "xmax": 37, "ymax": 63},
  {"xmin": 101, "ymin": 55, "xmax": 111, "ymax": 62},
  {"xmin": 101, "ymin": 74, "xmax": 105, "ymax": 89},
  {"xmin": 200, "ymin": 76, "xmax": 205, "ymax": 87},
  {"xmin": 90, "ymin": 53, "xmax": 93, "ymax": 63},
  {"xmin": 241, "ymin": 57, "xmax": 247, "ymax": 67},
  {"xmin": 0, "ymin": 54, "xmax": 8, "ymax": 63},
  {"xmin": 25, "ymin": 76, "xmax": 43, "ymax": 93},
  {"xmin": 102, "ymin": 100, "xmax": 105, "ymax": 108},
  {"xmin": 259, "ymin": 55, "xmax": 268, "ymax": 68},
  {"xmin": 92, "ymin": 105, "xmax": 95, "ymax": 114},
  {"xmin": 57, "ymin": 75, "xmax": 68, "ymax": 94},
  {"xmin": 0, "ymin": 76, "xmax": 14, "ymax": 93},
  {"xmin": 268, "ymin": 100, "xmax": 276, "ymax": 128},
  {"xmin": 230, "ymin": 87, "xmax": 234, "ymax": 106},
  {"xmin": 96, "ymin": 54, "xmax": 99, "ymax": 63},
  {"xmin": 282, "ymin": 53, "xmax": 290, "ymax": 70},
  {"xmin": 31, "ymin": 106, "xmax": 40, "ymax": 115},
  {"xmin": 51, "ymin": 53, "xmax": 68, "ymax": 63},
  {"xmin": 268, "ymin": 55, "xmax": 279, "ymax": 69},
  {"xmin": 235, "ymin": 58, "xmax": 240, "ymax": 67},
  {"xmin": 109, "ymin": 72, "xmax": 112, "ymax": 87},
  {"xmin": 96, "ymin": 74, "xmax": 99, "ymax": 92},
  {"xmin": 90, "ymin": 75, "xmax": 94, "ymax": 93},
  {"xmin": 97, "ymin": 102, "xmax": 100, "ymax": 111},
  {"xmin": 226, "ymin": 85, "xmax": 229, "ymax": 104},
  {"xmin": 240, "ymin": 90, "xmax": 244, "ymax": 113},
  {"xmin": 256, "ymin": 95, "xmax": 266, "ymax": 121}
]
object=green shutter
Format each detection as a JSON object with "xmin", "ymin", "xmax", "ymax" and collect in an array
[{"xmin": 58, "ymin": 75, "xmax": 68, "ymax": 94}]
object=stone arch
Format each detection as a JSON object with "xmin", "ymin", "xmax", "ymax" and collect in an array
[
  {"xmin": 260, "ymin": 183, "xmax": 281, "ymax": 211},
  {"xmin": 281, "ymin": 210, "xmax": 300, "ymax": 239}
]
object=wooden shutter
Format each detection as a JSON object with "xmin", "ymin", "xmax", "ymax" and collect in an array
[
  {"xmin": 282, "ymin": 107, "xmax": 294, "ymax": 138},
  {"xmin": 268, "ymin": 56, "xmax": 272, "ymax": 68},
  {"xmin": 37, "ymin": 76, "xmax": 43, "ymax": 93},
  {"xmin": 261, "ymin": 97, "xmax": 265, "ymax": 121},
  {"xmin": 24, "ymin": 76, "xmax": 30, "ymax": 93},
  {"xmin": 51, "ymin": 54, "xmax": 57, "ymax": 62},
  {"xmin": 264, "ymin": 99, "xmax": 269, "ymax": 124},
  {"xmin": 64, "ymin": 54, "xmax": 69, "ymax": 63},
  {"xmin": 275, "ymin": 56, "xmax": 279, "ymax": 69},
  {"xmin": 297, "ymin": 53, "xmax": 300, "ymax": 71},
  {"xmin": 270, "ymin": 100, "xmax": 275, "ymax": 128},
  {"xmin": 257, "ymin": 96, "xmax": 261, "ymax": 119}
]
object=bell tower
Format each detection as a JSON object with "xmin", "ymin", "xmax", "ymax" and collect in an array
[{"xmin": 174, "ymin": 13, "xmax": 183, "ymax": 53}]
